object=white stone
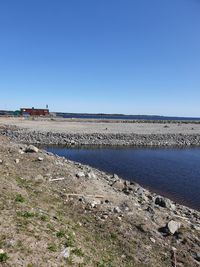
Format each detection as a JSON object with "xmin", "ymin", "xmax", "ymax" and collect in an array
[
  {"xmin": 25, "ymin": 145, "xmax": 39, "ymax": 153},
  {"xmin": 76, "ymin": 172, "xmax": 85, "ymax": 178},
  {"xmin": 167, "ymin": 220, "xmax": 181, "ymax": 235}
]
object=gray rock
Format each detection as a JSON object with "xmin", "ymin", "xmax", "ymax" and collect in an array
[
  {"xmin": 0, "ymin": 159, "xmax": 3, "ymax": 164},
  {"xmin": 76, "ymin": 172, "xmax": 85, "ymax": 178},
  {"xmin": 86, "ymin": 172, "xmax": 96, "ymax": 179},
  {"xmin": 25, "ymin": 145, "xmax": 39, "ymax": 153},
  {"xmin": 38, "ymin": 157, "xmax": 44, "ymax": 161},
  {"xmin": 61, "ymin": 247, "xmax": 70, "ymax": 259},
  {"xmin": 15, "ymin": 159, "xmax": 20, "ymax": 164},
  {"xmin": 113, "ymin": 206, "xmax": 121, "ymax": 213},
  {"xmin": 112, "ymin": 180, "xmax": 125, "ymax": 191},
  {"xmin": 155, "ymin": 196, "xmax": 175, "ymax": 210},
  {"xmin": 193, "ymin": 252, "xmax": 200, "ymax": 262},
  {"xmin": 167, "ymin": 220, "xmax": 181, "ymax": 235},
  {"xmin": 35, "ymin": 174, "xmax": 44, "ymax": 182}
]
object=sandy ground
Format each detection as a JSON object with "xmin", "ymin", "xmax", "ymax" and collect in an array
[{"xmin": 0, "ymin": 117, "xmax": 200, "ymax": 134}]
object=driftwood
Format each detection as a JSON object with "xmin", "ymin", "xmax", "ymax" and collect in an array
[
  {"xmin": 65, "ymin": 193, "xmax": 105, "ymax": 199},
  {"xmin": 49, "ymin": 177, "xmax": 65, "ymax": 182}
]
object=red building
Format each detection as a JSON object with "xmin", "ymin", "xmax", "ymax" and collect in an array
[{"xmin": 20, "ymin": 108, "xmax": 49, "ymax": 116}]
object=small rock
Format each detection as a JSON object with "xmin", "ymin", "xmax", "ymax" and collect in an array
[
  {"xmin": 25, "ymin": 145, "xmax": 39, "ymax": 153},
  {"xmin": 155, "ymin": 196, "xmax": 175, "ymax": 210},
  {"xmin": 35, "ymin": 174, "xmax": 44, "ymax": 182},
  {"xmin": 86, "ymin": 172, "xmax": 96, "ymax": 179},
  {"xmin": 155, "ymin": 196, "xmax": 167, "ymax": 207},
  {"xmin": 112, "ymin": 174, "xmax": 119, "ymax": 179},
  {"xmin": 0, "ymin": 249, "xmax": 4, "ymax": 254},
  {"xmin": 167, "ymin": 220, "xmax": 181, "ymax": 235},
  {"xmin": 90, "ymin": 200, "xmax": 101, "ymax": 208},
  {"xmin": 193, "ymin": 252, "xmax": 200, "ymax": 262},
  {"xmin": 0, "ymin": 159, "xmax": 3, "ymax": 164},
  {"xmin": 18, "ymin": 150, "xmax": 24, "ymax": 155},
  {"xmin": 113, "ymin": 206, "xmax": 121, "ymax": 213},
  {"xmin": 150, "ymin": 237, "xmax": 156, "ymax": 243},
  {"xmin": 76, "ymin": 172, "xmax": 85, "ymax": 178},
  {"xmin": 61, "ymin": 247, "xmax": 70, "ymax": 259},
  {"xmin": 15, "ymin": 159, "xmax": 20, "ymax": 164},
  {"xmin": 38, "ymin": 157, "xmax": 44, "ymax": 161}
]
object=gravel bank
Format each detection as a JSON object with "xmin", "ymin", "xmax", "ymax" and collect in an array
[
  {"xmin": 1, "ymin": 118, "xmax": 200, "ymax": 146},
  {"xmin": 1, "ymin": 127, "xmax": 200, "ymax": 147}
]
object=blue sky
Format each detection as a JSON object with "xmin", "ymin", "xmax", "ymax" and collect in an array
[{"xmin": 0, "ymin": 0, "xmax": 200, "ymax": 116}]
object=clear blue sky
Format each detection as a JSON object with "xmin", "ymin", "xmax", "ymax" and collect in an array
[{"xmin": 0, "ymin": 0, "xmax": 200, "ymax": 116}]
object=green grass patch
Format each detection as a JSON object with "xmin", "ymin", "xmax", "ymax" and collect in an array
[
  {"xmin": 56, "ymin": 230, "xmax": 66, "ymax": 238},
  {"xmin": 47, "ymin": 244, "xmax": 57, "ymax": 252},
  {"xmin": 15, "ymin": 194, "xmax": 25, "ymax": 203},
  {"xmin": 0, "ymin": 252, "xmax": 9, "ymax": 262},
  {"xmin": 17, "ymin": 211, "xmax": 35, "ymax": 218}
]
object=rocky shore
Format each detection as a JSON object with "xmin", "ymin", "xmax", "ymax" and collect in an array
[
  {"xmin": 1, "ymin": 126, "xmax": 200, "ymax": 147},
  {"xmin": 0, "ymin": 137, "xmax": 200, "ymax": 266},
  {"xmin": 0, "ymin": 121, "xmax": 200, "ymax": 266}
]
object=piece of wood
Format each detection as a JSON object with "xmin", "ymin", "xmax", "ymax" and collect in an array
[
  {"xmin": 49, "ymin": 177, "xmax": 65, "ymax": 182},
  {"xmin": 65, "ymin": 193, "xmax": 105, "ymax": 199}
]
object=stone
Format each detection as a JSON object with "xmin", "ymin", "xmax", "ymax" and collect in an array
[
  {"xmin": 25, "ymin": 145, "xmax": 39, "ymax": 153},
  {"xmin": 15, "ymin": 159, "xmax": 20, "ymax": 164},
  {"xmin": 38, "ymin": 157, "xmax": 44, "ymax": 161},
  {"xmin": 112, "ymin": 180, "xmax": 125, "ymax": 191},
  {"xmin": 150, "ymin": 237, "xmax": 156, "ymax": 243},
  {"xmin": 112, "ymin": 174, "xmax": 119, "ymax": 179},
  {"xmin": 61, "ymin": 247, "xmax": 70, "ymax": 259},
  {"xmin": 76, "ymin": 172, "xmax": 85, "ymax": 178},
  {"xmin": 113, "ymin": 206, "xmax": 121, "ymax": 213},
  {"xmin": 91, "ymin": 200, "xmax": 101, "ymax": 208},
  {"xmin": 35, "ymin": 174, "xmax": 44, "ymax": 182},
  {"xmin": 155, "ymin": 196, "xmax": 167, "ymax": 207},
  {"xmin": 193, "ymin": 252, "xmax": 200, "ymax": 262},
  {"xmin": 154, "ymin": 196, "xmax": 175, "ymax": 210},
  {"xmin": 86, "ymin": 172, "xmax": 96, "ymax": 179},
  {"xmin": 167, "ymin": 220, "xmax": 181, "ymax": 235},
  {"xmin": 0, "ymin": 159, "xmax": 3, "ymax": 164}
]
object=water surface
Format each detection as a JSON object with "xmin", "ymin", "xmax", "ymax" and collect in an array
[{"xmin": 44, "ymin": 146, "xmax": 200, "ymax": 211}]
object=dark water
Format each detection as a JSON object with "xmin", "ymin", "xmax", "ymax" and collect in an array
[
  {"xmin": 44, "ymin": 146, "xmax": 200, "ymax": 211},
  {"xmin": 57, "ymin": 113, "xmax": 200, "ymax": 121}
]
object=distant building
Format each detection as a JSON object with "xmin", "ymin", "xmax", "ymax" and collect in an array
[{"xmin": 20, "ymin": 108, "xmax": 49, "ymax": 116}]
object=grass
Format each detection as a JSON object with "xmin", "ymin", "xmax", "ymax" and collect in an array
[
  {"xmin": 0, "ymin": 252, "xmax": 9, "ymax": 262},
  {"xmin": 72, "ymin": 247, "xmax": 84, "ymax": 257},
  {"xmin": 47, "ymin": 244, "xmax": 57, "ymax": 252},
  {"xmin": 56, "ymin": 230, "xmax": 66, "ymax": 238},
  {"xmin": 17, "ymin": 211, "xmax": 35, "ymax": 218},
  {"xmin": 15, "ymin": 194, "xmax": 25, "ymax": 203}
]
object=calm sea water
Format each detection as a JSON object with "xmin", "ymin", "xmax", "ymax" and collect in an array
[
  {"xmin": 44, "ymin": 146, "xmax": 200, "ymax": 211},
  {"xmin": 60, "ymin": 113, "xmax": 200, "ymax": 121}
]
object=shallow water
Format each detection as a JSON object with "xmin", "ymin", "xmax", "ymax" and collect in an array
[{"xmin": 44, "ymin": 146, "xmax": 200, "ymax": 211}]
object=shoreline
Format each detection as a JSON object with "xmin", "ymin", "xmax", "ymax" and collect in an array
[{"xmin": 0, "ymin": 131, "xmax": 200, "ymax": 265}]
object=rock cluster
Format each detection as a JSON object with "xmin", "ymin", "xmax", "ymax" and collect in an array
[{"xmin": 1, "ymin": 128, "xmax": 200, "ymax": 146}]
